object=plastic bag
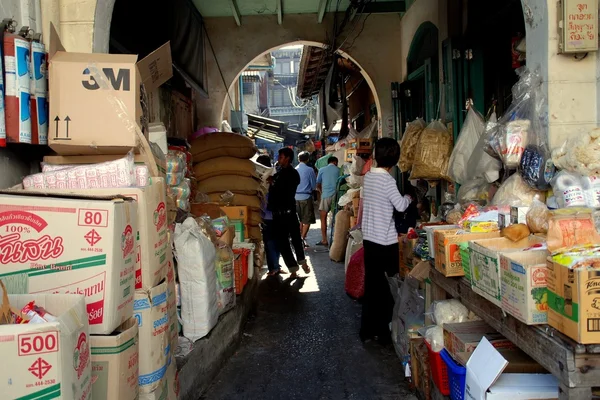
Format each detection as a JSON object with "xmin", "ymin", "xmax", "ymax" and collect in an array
[
  {"xmin": 526, "ymin": 199, "xmax": 550, "ymax": 234},
  {"xmin": 482, "ymin": 112, "xmax": 502, "ymax": 160},
  {"xmin": 174, "ymin": 217, "xmax": 219, "ymax": 342},
  {"xmin": 168, "ymin": 178, "xmax": 192, "ymax": 211},
  {"xmin": 338, "ymin": 188, "xmax": 361, "ymax": 207},
  {"xmin": 467, "ymin": 114, "xmax": 503, "ymax": 183},
  {"xmin": 552, "ymin": 128, "xmax": 600, "ymax": 176},
  {"xmin": 215, "ymin": 241, "xmax": 235, "ymax": 315},
  {"xmin": 448, "ymin": 107, "xmax": 486, "ymax": 184},
  {"xmin": 347, "ymin": 174, "xmax": 363, "ymax": 189},
  {"xmin": 429, "ymin": 299, "xmax": 469, "ymax": 327},
  {"xmin": 457, "ymin": 178, "xmax": 492, "ymax": 206},
  {"xmin": 394, "ymin": 276, "xmax": 425, "ymax": 354},
  {"xmin": 398, "ymin": 118, "xmax": 426, "ymax": 172},
  {"xmin": 410, "ymin": 120, "xmax": 453, "ymax": 181},
  {"xmin": 492, "ymin": 173, "xmax": 545, "ymax": 207},
  {"xmin": 551, "ymin": 170, "xmax": 586, "ymax": 208},
  {"xmin": 345, "ymin": 229, "xmax": 364, "ymax": 273},
  {"xmin": 350, "ymin": 155, "xmax": 366, "ymax": 176},
  {"xmin": 167, "ymin": 150, "xmax": 187, "ymax": 174},
  {"xmin": 547, "ymin": 208, "xmax": 600, "ymax": 253},
  {"xmin": 424, "ymin": 325, "xmax": 444, "ymax": 352}
]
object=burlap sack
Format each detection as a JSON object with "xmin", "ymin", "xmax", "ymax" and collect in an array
[
  {"xmin": 398, "ymin": 118, "xmax": 426, "ymax": 172},
  {"xmin": 193, "ymin": 157, "xmax": 258, "ymax": 181},
  {"xmin": 207, "ymin": 193, "xmax": 263, "ymax": 210},
  {"xmin": 329, "ymin": 210, "xmax": 351, "ymax": 262},
  {"xmin": 197, "ymin": 175, "xmax": 264, "ymax": 196},
  {"xmin": 191, "ymin": 132, "xmax": 258, "ymax": 163},
  {"xmin": 410, "ymin": 120, "xmax": 453, "ymax": 181}
]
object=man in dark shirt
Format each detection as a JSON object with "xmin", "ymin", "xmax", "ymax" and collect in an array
[{"xmin": 267, "ymin": 147, "xmax": 310, "ymax": 277}]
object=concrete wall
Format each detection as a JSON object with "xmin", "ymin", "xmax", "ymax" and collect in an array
[{"xmin": 197, "ymin": 13, "xmax": 403, "ymax": 137}]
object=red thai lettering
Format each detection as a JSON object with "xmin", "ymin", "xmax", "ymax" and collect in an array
[{"xmin": 0, "ymin": 233, "xmax": 64, "ymax": 264}]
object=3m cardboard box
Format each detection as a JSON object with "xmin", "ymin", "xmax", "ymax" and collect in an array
[
  {"xmin": 0, "ymin": 192, "xmax": 137, "ymax": 334},
  {"xmin": 470, "ymin": 236, "xmax": 544, "ymax": 306},
  {"xmin": 134, "ymin": 281, "xmax": 169, "ymax": 393},
  {"xmin": 443, "ymin": 321, "xmax": 514, "ymax": 360},
  {"xmin": 47, "ymin": 179, "xmax": 170, "ymax": 291},
  {"xmin": 91, "ymin": 318, "xmax": 139, "ymax": 400},
  {"xmin": 500, "ymin": 251, "xmax": 549, "ymax": 325},
  {"xmin": 48, "ymin": 25, "xmax": 172, "ymax": 155},
  {"xmin": 434, "ymin": 229, "xmax": 501, "ymax": 277},
  {"xmin": 0, "ymin": 294, "xmax": 92, "ymax": 400},
  {"xmin": 547, "ymin": 257, "xmax": 600, "ymax": 344}
]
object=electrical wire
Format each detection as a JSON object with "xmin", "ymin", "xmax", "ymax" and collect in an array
[{"xmin": 344, "ymin": 10, "xmax": 372, "ymax": 50}]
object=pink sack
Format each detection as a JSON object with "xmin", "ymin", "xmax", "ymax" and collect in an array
[{"xmin": 345, "ymin": 247, "xmax": 365, "ymax": 299}]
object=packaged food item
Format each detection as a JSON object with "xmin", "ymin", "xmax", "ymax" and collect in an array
[
  {"xmin": 492, "ymin": 173, "xmax": 545, "ymax": 207},
  {"xmin": 14, "ymin": 301, "xmax": 58, "ymax": 324},
  {"xmin": 526, "ymin": 199, "xmax": 549, "ymax": 234},
  {"xmin": 410, "ymin": 120, "xmax": 453, "ymax": 181},
  {"xmin": 502, "ymin": 223, "xmax": 531, "ymax": 242},
  {"xmin": 552, "ymin": 128, "xmax": 600, "ymax": 176},
  {"xmin": 547, "ymin": 208, "xmax": 600, "ymax": 253},
  {"xmin": 551, "ymin": 170, "xmax": 586, "ymax": 208},
  {"xmin": 398, "ymin": 118, "xmax": 426, "ymax": 172},
  {"xmin": 502, "ymin": 119, "xmax": 530, "ymax": 168}
]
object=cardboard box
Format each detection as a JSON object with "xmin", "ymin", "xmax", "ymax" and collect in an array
[
  {"xmin": 166, "ymin": 256, "xmax": 179, "ymax": 355},
  {"xmin": 498, "ymin": 212, "xmax": 511, "ymax": 230},
  {"xmin": 48, "ymin": 25, "xmax": 172, "ymax": 155},
  {"xmin": 134, "ymin": 281, "xmax": 169, "ymax": 394},
  {"xmin": 0, "ymin": 294, "xmax": 92, "ymax": 399},
  {"xmin": 443, "ymin": 321, "xmax": 514, "ymax": 359},
  {"xmin": 547, "ymin": 257, "xmax": 600, "ymax": 344},
  {"xmin": 500, "ymin": 251, "xmax": 549, "ymax": 325},
  {"xmin": 221, "ymin": 206, "xmax": 250, "ymax": 225},
  {"xmin": 0, "ymin": 192, "xmax": 137, "ymax": 334},
  {"xmin": 91, "ymin": 318, "xmax": 139, "ymax": 400},
  {"xmin": 470, "ymin": 237, "xmax": 544, "ymax": 306},
  {"xmin": 434, "ymin": 229, "xmax": 501, "ymax": 277},
  {"xmin": 424, "ymin": 224, "xmax": 459, "ymax": 259},
  {"xmin": 45, "ymin": 179, "xmax": 169, "ymax": 291},
  {"xmin": 465, "ymin": 338, "xmax": 558, "ymax": 400},
  {"xmin": 456, "ymin": 348, "xmax": 547, "ymax": 374},
  {"xmin": 465, "ymin": 221, "xmax": 499, "ymax": 233},
  {"xmin": 510, "ymin": 206, "xmax": 530, "ymax": 225}
]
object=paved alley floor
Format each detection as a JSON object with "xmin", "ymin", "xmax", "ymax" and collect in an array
[{"xmin": 200, "ymin": 223, "xmax": 417, "ymax": 400}]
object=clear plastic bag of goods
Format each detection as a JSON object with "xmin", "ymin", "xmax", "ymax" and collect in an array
[
  {"xmin": 482, "ymin": 112, "xmax": 503, "ymax": 160},
  {"xmin": 428, "ymin": 299, "xmax": 469, "ymax": 327},
  {"xmin": 467, "ymin": 114, "xmax": 503, "ymax": 183},
  {"xmin": 457, "ymin": 178, "xmax": 492, "ymax": 206},
  {"xmin": 174, "ymin": 217, "xmax": 219, "ymax": 342},
  {"xmin": 167, "ymin": 150, "xmax": 187, "ymax": 174},
  {"xmin": 410, "ymin": 120, "xmax": 453, "ymax": 181},
  {"xmin": 448, "ymin": 107, "xmax": 486, "ymax": 184},
  {"xmin": 398, "ymin": 118, "xmax": 426, "ymax": 172},
  {"xmin": 492, "ymin": 173, "xmax": 545, "ymax": 207},
  {"xmin": 215, "ymin": 241, "xmax": 236, "ymax": 315},
  {"xmin": 526, "ymin": 199, "xmax": 550, "ymax": 234},
  {"xmin": 422, "ymin": 325, "xmax": 445, "ymax": 352},
  {"xmin": 350, "ymin": 155, "xmax": 366, "ymax": 176},
  {"xmin": 345, "ymin": 229, "xmax": 364, "ymax": 273},
  {"xmin": 552, "ymin": 128, "xmax": 600, "ymax": 176},
  {"xmin": 167, "ymin": 178, "xmax": 192, "ymax": 211},
  {"xmin": 547, "ymin": 208, "xmax": 600, "ymax": 253},
  {"xmin": 338, "ymin": 188, "xmax": 361, "ymax": 207},
  {"xmin": 346, "ymin": 174, "xmax": 363, "ymax": 189}
]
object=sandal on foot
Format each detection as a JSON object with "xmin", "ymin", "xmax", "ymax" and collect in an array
[{"xmin": 315, "ymin": 241, "xmax": 328, "ymax": 247}]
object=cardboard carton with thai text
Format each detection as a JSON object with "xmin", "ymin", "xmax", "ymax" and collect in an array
[
  {"xmin": 0, "ymin": 191, "xmax": 137, "ymax": 334},
  {"xmin": 434, "ymin": 229, "xmax": 500, "ymax": 277},
  {"xmin": 91, "ymin": 318, "xmax": 139, "ymax": 400},
  {"xmin": 0, "ymin": 293, "xmax": 92, "ymax": 399},
  {"xmin": 134, "ymin": 281, "xmax": 169, "ymax": 394}
]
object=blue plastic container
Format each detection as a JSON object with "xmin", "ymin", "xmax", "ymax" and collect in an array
[{"xmin": 440, "ymin": 349, "xmax": 467, "ymax": 400}]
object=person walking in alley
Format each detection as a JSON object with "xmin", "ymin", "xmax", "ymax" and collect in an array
[
  {"xmin": 295, "ymin": 151, "xmax": 317, "ymax": 247},
  {"xmin": 268, "ymin": 148, "xmax": 311, "ymax": 278},
  {"xmin": 360, "ymin": 138, "xmax": 412, "ymax": 344},
  {"xmin": 257, "ymin": 155, "xmax": 283, "ymax": 277},
  {"xmin": 315, "ymin": 156, "xmax": 339, "ymax": 247}
]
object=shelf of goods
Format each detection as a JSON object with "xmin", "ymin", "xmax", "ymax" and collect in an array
[{"xmin": 428, "ymin": 264, "xmax": 600, "ymax": 400}]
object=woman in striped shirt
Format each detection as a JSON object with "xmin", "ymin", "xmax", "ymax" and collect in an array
[{"xmin": 360, "ymin": 137, "xmax": 413, "ymax": 344}]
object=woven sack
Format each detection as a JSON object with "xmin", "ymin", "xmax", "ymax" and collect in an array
[
  {"xmin": 191, "ymin": 132, "xmax": 257, "ymax": 163},
  {"xmin": 194, "ymin": 157, "xmax": 258, "ymax": 181},
  {"xmin": 329, "ymin": 210, "xmax": 351, "ymax": 262},
  {"xmin": 399, "ymin": 118, "xmax": 426, "ymax": 172},
  {"xmin": 198, "ymin": 175, "xmax": 264, "ymax": 196},
  {"xmin": 410, "ymin": 120, "xmax": 453, "ymax": 180}
]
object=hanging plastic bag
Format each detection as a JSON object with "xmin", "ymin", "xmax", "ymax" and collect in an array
[
  {"xmin": 345, "ymin": 229, "xmax": 364, "ymax": 272},
  {"xmin": 410, "ymin": 120, "xmax": 453, "ymax": 181},
  {"xmin": 457, "ymin": 178, "xmax": 492, "ymax": 206},
  {"xmin": 448, "ymin": 107, "xmax": 486, "ymax": 184},
  {"xmin": 468, "ymin": 113, "xmax": 503, "ymax": 183},
  {"xmin": 398, "ymin": 118, "xmax": 426, "ymax": 172},
  {"xmin": 492, "ymin": 173, "xmax": 545, "ymax": 207}
]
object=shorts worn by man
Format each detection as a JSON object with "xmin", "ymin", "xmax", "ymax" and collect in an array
[
  {"xmin": 295, "ymin": 151, "xmax": 317, "ymax": 242},
  {"xmin": 316, "ymin": 156, "xmax": 340, "ymax": 246}
]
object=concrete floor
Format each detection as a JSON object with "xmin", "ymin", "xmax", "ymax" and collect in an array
[{"xmin": 200, "ymin": 222, "xmax": 417, "ymax": 400}]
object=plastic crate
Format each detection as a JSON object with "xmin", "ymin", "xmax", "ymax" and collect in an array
[
  {"xmin": 424, "ymin": 340, "xmax": 450, "ymax": 396},
  {"xmin": 458, "ymin": 242, "xmax": 471, "ymax": 283},
  {"xmin": 440, "ymin": 349, "xmax": 467, "ymax": 400}
]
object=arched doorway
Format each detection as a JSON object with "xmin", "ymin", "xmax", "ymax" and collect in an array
[{"xmin": 399, "ymin": 22, "xmax": 440, "ymax": 130}]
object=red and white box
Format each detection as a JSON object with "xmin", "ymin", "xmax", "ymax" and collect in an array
[
  {"xmin": 0, "ymin": 192, "xmax": 137, "ymax": 334},
  {"xmin": 0, "ymin": 293, "xmax": 92, "ymax": 400}
]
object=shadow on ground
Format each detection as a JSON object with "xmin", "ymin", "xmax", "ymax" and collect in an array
[{"xmin": 200, "ymin": 224, "xmax": 416, "ymax": 400}]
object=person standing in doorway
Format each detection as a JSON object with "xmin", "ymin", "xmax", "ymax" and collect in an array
[
  {"xmin": 360, "ymin": 138, "xmax": 412, "ymax": 344},
  {"xmin": 268, "ymin": 148, "xmax": 311, "ymax": 278},
  {"xmin": 315, "ymin": 156, "xmax": 339, "ymax": 247},
  {"xmin": 257, "ymin": 155, "xmax": 282, "ymax": 276},
  {"xmin": 295, "ymin": 151, "xmax": 317, "ymax": 247}
]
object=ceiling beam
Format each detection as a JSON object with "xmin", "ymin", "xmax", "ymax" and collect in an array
[
  {"xmin": 359, "ymin": 1, "xmax": 406, "ymax": 14},
  {"xmin": 317, "ymin": 0, "xmax": 330, "ymax": 23},
  {"xmin": 276, "ymin": 0, "xmax": 283, "ymax": 24},
  {"xmin": 229, "ymin": 0, "xmax": 242, "ymax": 26}
]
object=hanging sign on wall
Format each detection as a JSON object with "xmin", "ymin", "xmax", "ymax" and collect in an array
[{"xmin": 559, "ymin": 0, "xmax": 599, "ymax": 53}]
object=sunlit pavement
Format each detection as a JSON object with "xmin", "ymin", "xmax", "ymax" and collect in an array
[{"xmin": 200, "ymin": 219, "xmax": 416, "ymax": 400}]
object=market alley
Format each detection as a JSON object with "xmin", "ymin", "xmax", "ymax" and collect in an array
[{"xmin": 201, "ymin": 223, "xmax": 415, "ymax": 400}]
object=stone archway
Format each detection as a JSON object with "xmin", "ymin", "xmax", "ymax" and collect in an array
[{"xmin": 220, "ymin": 40, "xmax": 382, "ymax": 133}]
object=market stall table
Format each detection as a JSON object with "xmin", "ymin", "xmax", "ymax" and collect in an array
[{"xmin": 428, "ymin": 263, "xmax": 600, "ymax": 400}]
